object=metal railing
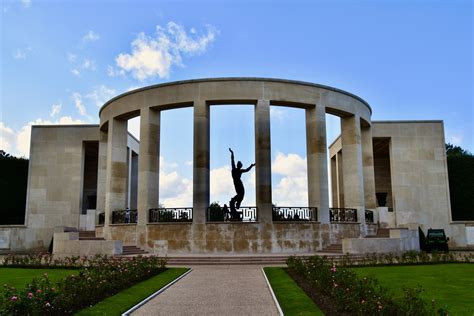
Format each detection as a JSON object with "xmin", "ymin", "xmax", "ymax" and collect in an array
[
  {"xmin": 207, "ymin": 206, "xmax": 257, "ymax": 222},
  {"xmin": 149, "ymin": 208, "xmax": 193, "ymax": 223},
  {"xmin": 272, "ymin": 207, "xmax": 318, "ymax": 221},
  {"xmin": 365, "ymin": 209, "xmax": 374, "ymax": 223},
  {"xmin": 111, "ymin": 209, "xmax": 137, "ymax": 224},
  {"xmin": 329, "ymin": 208, "xmax": 358, "ymax": 222}
]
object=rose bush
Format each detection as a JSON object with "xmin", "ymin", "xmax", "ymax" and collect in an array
[
  {"xmin": 1, "ymin": 255, "xmax": 166, "ymax": 315},
  {"xmin": 287, "ymin": 255, "xmax": 448, "ymax": 315}
]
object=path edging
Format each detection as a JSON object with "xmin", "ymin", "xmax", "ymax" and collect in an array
[
  {"xmin": 122, "ymin": 268, "xmax": 193, "ymax": 316},
  {"xmin": 262, "ymin": 268, "xmax": 284, "ymax": 316}
]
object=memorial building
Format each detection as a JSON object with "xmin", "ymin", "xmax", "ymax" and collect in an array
[{"xmin": 1, "ymin": 78, "xmax": 471, "ymax": 255}]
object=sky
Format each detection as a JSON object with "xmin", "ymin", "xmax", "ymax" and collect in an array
[{"xmin": 1, "ymin": 0, "xmax": 473, "ymax": 207}]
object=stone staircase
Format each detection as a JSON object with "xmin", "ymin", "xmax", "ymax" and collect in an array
[
  {"xmin": 79, "ymin": 231, "xmax": 104, "ymax": 240},
  {"xmin": 318, "ymin": 243, "xmax": 343, "ymax": 254},
  {"xmin": 365, "ymin": 228, "xmax": 390, "ymax": 238},
  {"xmin": 121, "ymin": 245, "xmax": 149, "ymax": 256}
]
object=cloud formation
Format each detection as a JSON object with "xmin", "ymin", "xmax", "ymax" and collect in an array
[
  {"xmin": 82, "ymin": 30, "xmax": 100, "ymax": 43},
  {"xmin": 113, "ymin": 22, "xmax": 218, "ymax": 80},
  {"xmin": 272, "ymin": 152, "xmax": 308, "ymax": 206},
  {"xmin": 86, "ymin": 85, "xmax": 116, "ymax": 108},
  {"xmin": 72, "ymin": 92, "xmax": 87, "ymax": 116},
  {"xmin": 50, "ymin": 102, "xmax": 62, "ymax": 117}
]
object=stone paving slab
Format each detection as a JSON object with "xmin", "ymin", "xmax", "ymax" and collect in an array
[{"xmin": 132, "ymin": 265, "xmax": 279, "ymax": 316}]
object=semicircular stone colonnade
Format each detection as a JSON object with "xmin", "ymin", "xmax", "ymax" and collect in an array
[{"xmin": 96, "ymin": 78, "xmax": 376, "ymax": 254}]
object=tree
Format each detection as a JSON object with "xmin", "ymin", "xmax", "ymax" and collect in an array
[
  {"xmin": 0, "ymin": 151, "xmax": 29, "ymax": 224},
  {"xmin": 446, "ymin": 143, "xmax": 474, "ymax": 221}
]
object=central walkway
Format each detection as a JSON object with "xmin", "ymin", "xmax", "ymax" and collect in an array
[{"xmin": 132, "ymin": 265, "xmax": 280, "ymax": 316}]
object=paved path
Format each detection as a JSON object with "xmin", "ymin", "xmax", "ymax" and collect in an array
[{"xmin": 132, "ymin": 265, "xmax": 279, "ymax": 316}]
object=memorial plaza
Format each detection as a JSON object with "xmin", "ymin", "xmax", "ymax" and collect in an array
[{"xmin": 0, "ymin": 78, "xmax": 471, "ymax": 256}]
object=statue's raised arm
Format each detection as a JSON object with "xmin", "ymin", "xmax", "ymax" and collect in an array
[
  {"xmin": 229, "ymin": 148, "xmax": 235, "ymax": 169},
  {"xmin": 242, "ymin": 163, "xmax": 255, "ymax": 173}
]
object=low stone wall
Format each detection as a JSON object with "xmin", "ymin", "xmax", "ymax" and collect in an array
[
  {"xmin": 342, "ymin": 228, "xmax": 419, "ymax": 254},
  {"xmin": 53, "ymin": 232, "xmax": 122, "ymax": 256},
  {"xmin": 326, "ymin": 223, "xmax": 361, "ymax": 245},
  {"xmin": 137, "ymin": 222, "xmax": 322, "ymax": 255}
]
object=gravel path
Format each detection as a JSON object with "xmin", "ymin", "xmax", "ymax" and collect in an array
[{"xmin": 131, "ymin": 265, "xmax": 279, "ymax": 316}]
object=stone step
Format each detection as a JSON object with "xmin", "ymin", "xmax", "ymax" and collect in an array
[
  {"xmin": 79, "ymin": 237, "xmax": 105, "ymax": 240},
  {"xmin": 120, "ymin": 246, "xmax": 149, "ymax": 256}
]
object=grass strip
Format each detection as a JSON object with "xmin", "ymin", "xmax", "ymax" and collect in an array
[
  {"xmin": 264, "ymin": 267, "xmax": 324, "ymax": 316},
  {"xmin": 352, "ymin": 263, "xmax": 474, "ymax": 316},
  {"xmin": 76, "ymin": 267, "xmax": 189, "ymax": 316},
  {"xmin": 0, "ymin": 268, "xmax": 79, "ymax": 293}
]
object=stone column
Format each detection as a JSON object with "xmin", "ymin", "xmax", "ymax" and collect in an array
[
  {"xmin": 137, "ymin": 107, "xmax": 160, "ymax": 226},
  {"xmin": 361, "ymin": 126, "xmax": 377, "ymax": 209},
  {"xmin": 126, "ymin": 147, "xmax": 132, "ymax": 208},
  {"xmin": 96, "ymin": 129, "xmax": 107, "ymax": 216},
  {"xmin": 104, "ymin": 118, "xmax": 128, "ymax": 232},
  {"xmin": 341, "ymin": 115, "xmax": 365, "ymax": 224},
  {"xmin": 255, "ymin": 100, "xmax": 272, "ymax": 223},
  {"xmin": 193, "ymin": 100, "xmax": 210, "ymax": 224},
  {"xmin": 336, "ymin": 151, "xmax": 344, "ymax": 207},
  {"xmin": 306, "ymin": 105, "xmax": 329, "ymax": 223}
]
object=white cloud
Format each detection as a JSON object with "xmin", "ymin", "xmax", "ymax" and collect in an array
[
  {"xmin": 1, "ymin": 116, "xmax": 85, "ymax": 158},
  {"xmin": 49, "ymin": 102, "xmax": 62, "ymax": 117},
  {"xmin": 159, "ymin": 158, "xmax": 193, "ymax": 207},
  {"xmin": 0, "ymin": 122, "xmax": 16, "ymax": 152},
  {"xmin": 82, "ymin": 59, "xmax": 96, "ymax": 70},
  {"xmin": 113, "ymin": 21, "xmax": 218, "ymax": 80},
  {"xmin": 67, "ymin": 52, "xmax": 77, "ymax": 62},
  {"xmin": 72, "ymin": 92, "xmax": 87, "ymax": 116},
  {"xmin": 71, "ymin": 69, "xmax": 80, "ymax": 76},
  {"xmin": 85, "ymin": 85, "xmax": 116, "ymax": 107},
  {"xmin": 82, "ymin": 30, "xmax": 100, "ymax": 43},
  {"xmin": 272, "ymin": 152, "xmax": 307, "ymax": 176},
  {"xmin": 272, "ymin": 152, "xmax": 308, "ymax": 206},
  {"xmin": 20, "ymin": 0, "xmax": 31, "ymax": 8}
]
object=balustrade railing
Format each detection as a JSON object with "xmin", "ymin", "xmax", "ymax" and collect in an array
[
  {"xmin": 207, "ymin": 206, "xmax": 257, "ymax": 222},
  {"xmin": 272, "ymin": 207, "xmax": 318, "ymax": 221},
  {"xmin": 329, "ymin": 208, "xmax": 358, "ymax": 222},
  {"xmin": 365, "ymin": 209, "xmax": 374, "ymax": 223},
  {"xmin": 111, "ymin": 209, "xmax": 137, "ymax": 224},
  {"xmin": 149, "ymin": 208, "xmax": 193, "ymax": 223}
]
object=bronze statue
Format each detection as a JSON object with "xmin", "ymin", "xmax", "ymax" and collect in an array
[{"xmin": 228, "ymin": 148, "xmax": 255, "ymax": 219}]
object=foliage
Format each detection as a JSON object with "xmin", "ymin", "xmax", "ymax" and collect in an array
[
  {"xmin": 76, "ymin": 268, "xmax": 189, "ymax": 315},
  {"xmin": 1, "ymin": 255, "xmax": 167, "ymax": 315},
  {"xmin": 0, "ymin": 150, "xmax": 29, "ymax": 224},
  {"xmin": 445, "ymin": 143, "xmax": 474, "ymax": 221},
  {"xmin": 209, "ymin": 201, "xmax": 224, "ymax": 221},
  {"xmin": 287, "ymin": 255, "xmax": 449, "ymax": 315}
]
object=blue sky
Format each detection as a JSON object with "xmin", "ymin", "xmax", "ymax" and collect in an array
[{"xmin": 1, "ymin": 0, "xmax": 472, "ymax": 206}]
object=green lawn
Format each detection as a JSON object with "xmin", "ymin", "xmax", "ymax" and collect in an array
[
  {"xmin": 0, "ymin": 267, "xmax": 79, "ymax": 292},
  {"xmin": 76, "ymin": 268, "xmax": 189, "ymax": 316},
  {"xmin": 352, "ymin": 264, "xmax": 474, "ymax": 315},
  {"xmin": 264, "ymin": 267, "xmax": 324, "ymax": 316}
]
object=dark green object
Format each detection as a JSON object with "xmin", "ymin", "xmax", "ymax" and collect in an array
[{"xmin": 425, "ymin": 228, "xmax": 449, "ymax": 252}]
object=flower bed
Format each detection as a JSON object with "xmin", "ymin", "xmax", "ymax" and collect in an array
[
  {"xmin": 338, "ymin": 250, "xmax": 474, "ymax": 267},
  {"xmin": 287, "ymin": 255, "xmax": 449, "ymax": 315},
  {"xmin": 1, "ymin": 254, "xmax": 166, "ymax": 315}
]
